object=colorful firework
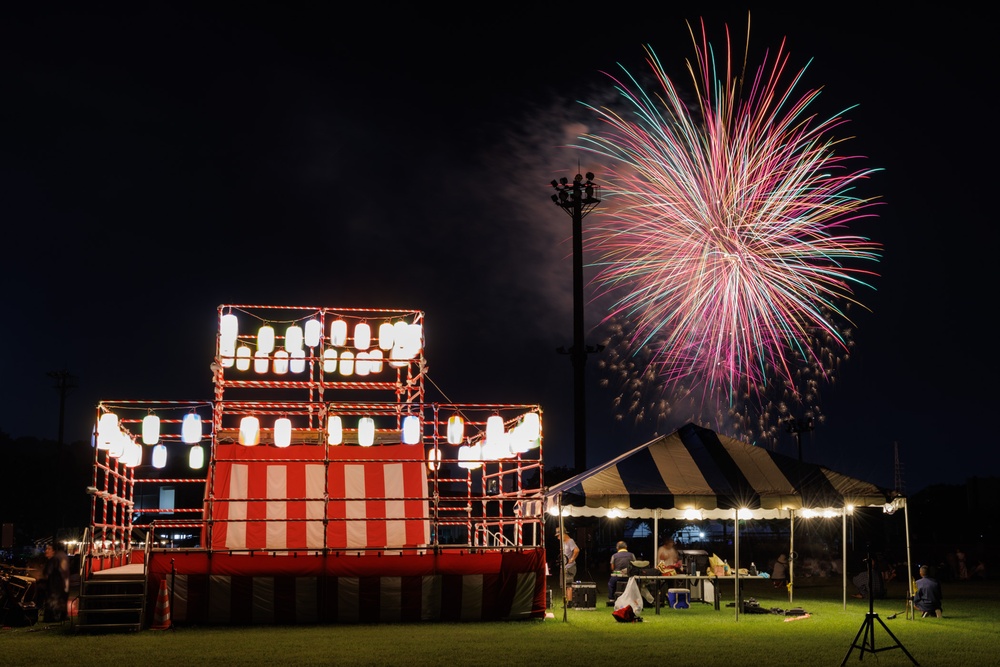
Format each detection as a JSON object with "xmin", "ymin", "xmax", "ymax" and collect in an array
[{"xmin": 577, "ymin": 20, "xmax": 882, "ymax": 442}]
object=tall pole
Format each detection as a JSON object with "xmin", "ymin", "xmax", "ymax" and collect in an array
[
  {"xmin": 47, "ymin": 369, "xmax": 77, "ymax": 445},
  {"xmin": 784, "ymin": 417, "xmax": 813, "ymax": 462},
  {"xmin": 551, "ymin": 172, "xmax": 602, "ymax": 473}
]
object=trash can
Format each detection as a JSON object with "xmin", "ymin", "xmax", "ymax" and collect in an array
[{"xmin": 667, "ymin": 588, "xmax": 690, "ymax": 609}]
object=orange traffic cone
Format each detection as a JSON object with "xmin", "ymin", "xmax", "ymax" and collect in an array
[{"xmin": 152, "ymin": 579, "xmax": 171, "ymax": 630}]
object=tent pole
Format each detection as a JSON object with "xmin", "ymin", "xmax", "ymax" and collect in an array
[
  {"xmin": 789, "ymin": 510, "xmax": 795, "ymax": 604},
  {"xmin": 734, "ymin": 509, "xmax": 740, "ymax": 621},
  {"xmin": 559, "ymin": 494, "xmax": 567, "ymax": 622},
  {"xmin": 842, "ymin": 507, "xmax": 848, "ymax": 610},
  {"xmin": 903, "ymin": 498, "xmax": 913, "ymax": 620}
]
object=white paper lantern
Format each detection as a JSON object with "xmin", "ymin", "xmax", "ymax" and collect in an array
[
  {"xmin": 236, "ymin": 345, "xmax": 252, "ymax": 371},
  {"xmin": 358, "ymin": 417, "xmax": 375, "ymax": 447},
  {"xmin": 257, "ymin": 325, "xmax": 275, "ymax": 354},
  {"xmin": 322, "ymin": 348, "xmax": 338, "ymax": 373},
  {"xmin": 486, "ymin": 415, "xmax": 504, "ymax": 442},
  {"xmin": 330, "ymin": 319, "xmax": 348, "ymax": 346},
  {"xmin": 447, "ymin": 415, "xmax": 465, "ymax": 445},
  {"xmin": 378, "ymin": 322, "xmax": 395, "ymax": 350},
  {"xmin": 220, "ymin": 313, "xmax": 239, "ymax": 349},
  {"xmin": 339, "ymin": 350, "xmax": 354, "ymax": 376},
  {"xmin": 109, "ymin": 431, "xmax": 129, "ymax": 458},
  {"xmin": 290, "ymin": 348, "xmax": 306, "ymax": 374},
  {"xmin": 152, "ymin": 443, "xmax": 167, "ymax": 468},
  {"xmin": 427, "ymin": 448, "xmax": 441, "ymax": 472},
  {"xmin": 274, "ymin": 417, "xmax": 292, "ymax": 448},
  {"xmin": 354, "ymin": 322, "xmax": 371, "ymax": 350},
  {"xmin": 123, "ymin": 439, "xmax": 143, "ymax": 468},
  {"xmin": 239, "ymin": 416, "xmax": 260, "ymax": 446},
  {"xmin": 285, "ymin": 325, "xmax": 303, "ymax": 352},
  {"xmin": 254, "ymin": 349, "xmax": 269, "ymax": 374},
  {"xmin": 97, "ymin": 412, "xmax": 119, "ymax": 450},
  {"xmin": 142, "ymin": 414, "xmax": 160, "ymax": 445},
  {"xmin": 304, "ymin": 319, "xmax": 323, "ymax": 348},
  {"xmin": 273, "ymin": 349, "xmax": 289, "ymax": 374},
  {"xmin": 402, "ymin": 415, "xmax": 421, "ymax": 444},
  {"xmin": 327, "ymin": 415, "xmax": 343, "ymax": 445},
  {"xmin": 368, "ymin": 349, "xmax": 384, "ymax": 373},
  {"xmin": 355, "ymin": 351, "xmax": 371, "ymax": 376},
  {"xmin": 182, "ymin": 413, "xmax": 202, "ymax": 444},
  {"xmin": 458, "ymin": 443, "xmax": 482, "ymax": 470},
  {"xmin": 189, "ymin": 444, "xmax": 205, "ymax": 469}
]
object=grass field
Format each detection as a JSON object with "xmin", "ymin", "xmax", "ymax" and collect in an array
[{"xmin": 3, "ymin": 577, "xmax": 998, "ymax": 666}]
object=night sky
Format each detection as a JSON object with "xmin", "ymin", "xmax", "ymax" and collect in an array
[{"xmin": 1, "ymin": 5, "xmax": 994, "ymax": 496}]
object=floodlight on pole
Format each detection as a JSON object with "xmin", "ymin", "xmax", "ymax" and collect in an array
[{"xmin": 551, "ymin": 171, "xmax": 603, "ymax": 474}]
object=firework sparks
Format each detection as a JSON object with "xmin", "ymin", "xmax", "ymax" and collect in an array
[{"xmin": 577, "ymin": 19, "xmax": 882, "ymax": 440}]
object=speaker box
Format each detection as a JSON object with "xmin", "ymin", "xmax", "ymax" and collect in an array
[{"xmin": 574, "ymin": 582, "xmax": 597, "ymax": 609}]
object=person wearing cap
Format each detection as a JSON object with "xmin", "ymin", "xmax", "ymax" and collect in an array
[
  {"xmin": 561, "ymin": 530, "xmax": 580, "ymax": 604},
  {"xmin": 608, "ymin": 540, "xmax": 635, "ymax": 605}
]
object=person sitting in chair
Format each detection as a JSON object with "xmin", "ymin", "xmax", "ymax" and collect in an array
[
  {"xmin": 608, "ymin": 540, "xmax": 635, "ymax": 606},
  {"xmin": 912, "ymin": 565, "xmax": 943, "ymax": 618}
]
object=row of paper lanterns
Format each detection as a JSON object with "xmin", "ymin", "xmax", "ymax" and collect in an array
[
  {"xmin": 96, "ymin": 409, "xmax": 540, "ymax": 467},
  {"xmin": 219, "ymin": 317, "xmax": 423, "ymax": 371}
]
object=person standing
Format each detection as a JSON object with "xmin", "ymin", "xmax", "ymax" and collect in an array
[
  {"xmin": 608, "ymin": 540, "xmax": 635, "ymax": 605},
  {"xmin": 657, "ymin": 538, "xmax": 682, "ymax": 572},
  {"xmin": 561, "ymin": 530, "xmax": 580, "ymax": 605},
  {"xmin": 43, "ymin": 542, "xmax": 70, "ymax": 623},
  {"xmin": 912, "ymin": 565, "xmax": 943, "ymax": 618}
]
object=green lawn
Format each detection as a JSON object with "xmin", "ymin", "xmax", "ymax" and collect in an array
[{"xmin": 4, "ymin": 578, "xmax": 998, "ymax": 666}]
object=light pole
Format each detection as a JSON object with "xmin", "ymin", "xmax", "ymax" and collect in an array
[
  {"xmin": 551, "ymin": 172, "xmax": 602, "ymax": 474},
  {"xmin": 785, "ymin": 417, "xmax": 814, "ymax": 462}
]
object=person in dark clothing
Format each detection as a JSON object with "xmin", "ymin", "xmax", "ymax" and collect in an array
[
  {"xmin": 43, "ymin": 543, "xmax": 70, "ymax": 622},
  {"xmin": 912, "ymin": 565, "xmax": 943, "ymax": 618},
  {"xmin": 852, "ymin": 556, "xmax": 894, "ymax": 600},
  {"xmin": 608, "ymin": 541, "xmax": 635, "ymax": 604}
]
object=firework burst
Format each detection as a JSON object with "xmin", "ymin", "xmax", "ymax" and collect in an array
[{"xmin": 577, "ymin": 19, "xmax": 882, "ymax": 442}]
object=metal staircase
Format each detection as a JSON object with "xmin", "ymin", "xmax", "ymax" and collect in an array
[{"xmin": 72, "ymin": 569, "xmax": 147, "ymax": 633}]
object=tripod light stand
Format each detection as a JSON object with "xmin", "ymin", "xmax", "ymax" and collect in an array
[{"xmin": 841, "ymin": 547, "xmax": 918, "ymax": 665}]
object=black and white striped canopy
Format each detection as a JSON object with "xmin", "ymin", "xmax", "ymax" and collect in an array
[{"xmin": 546, "ymin": 423, "xmax": 895, "ymax": 519}]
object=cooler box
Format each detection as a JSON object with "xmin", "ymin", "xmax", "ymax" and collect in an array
[
  {"xmin": 667, "ymin": 588, "xmax": 690, "ymax": 609},
  {"xmin": 574, "ymin": 582, "xmax": 597, "ymax": 610}
]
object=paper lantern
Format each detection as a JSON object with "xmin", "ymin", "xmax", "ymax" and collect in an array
[
  {"xmin": 447, "ymin": 415, "xmax": 465, "ymax": 445},
  {"xmin": 378, "ymin": 322, "xmax": 395, "ymax": 350},
  {"xmin": 327, "ymin": 415, "xmax": 343, "ymax": 445},
  {"xmin": 239, "ymin": 416, "xmax": 260, "ymax": 446},
  {"xmin": 182, "ymin": 413, "xmax": 202, "ymax": 444},
  {"xmin": 220, "ymin": 313, "xmax": 239, "ymax": 349},
  {"xmin": 458, "ymin": 443, "xmax": 482, "ymax": 470},
  {"xmin": 402, "ymin": 415, "xmax": 421, "ymax": 444},
  {"xmin": 142, "ymin": 414, "xmax": 160, "ymax": 445},
  {"xmin": 273, "ymin": 349, "xmax": 289, "ymax": 374},
  {"xmin": 354, "ymin": 322, "xmax": 371, "ymax": 350},
  {"xmin": 304, "ymin": 319, "xmax": 323, "ymax": 348},
  {"xmin": 189, "ymin": 445, "xmax": 205, "ymax": 469},
  {"xmin": 521, "ymin": 412, "xmax": 541, "ymax": 447},
  {"xmin": 254, "ymin": 349, "xmax": 269, "ymax": 374},
  {"xmin": 123, "ymin": 439, "xmax": 143, "ymax": 468},
  {"xmin": 322, "ymin": 348, "xmax": 338, "ymax": 373},
  {"xmin": 368, "ymin": 349, "xmax": 384, "ymax": 373},
  {"xmin": 289, "ymin": 348, "xmax": 306, "ymax": 374},
  {"xmin": 274, "ymin": 417, "xmax": 292, "ymax": 448},
  {"xmin": 236, "ymin": 345, "xmax": 252, "ymax": 371},
  {"xmin": 358, "ymin": 417, "xmax": 375, "ymax": 447},
  {"xmin": 284, "ymin": 325, "xmax": 303, "ymax": 352},
  {"xmin": 97, "ymin": 412, "xmax": 119, "ymax": 450},
  {"xmin": 354, "ymin": 351, "xmax": 371, "ymax": 376},
  {"xmin": 427, "ymin": 448, "xmax": 441, "ymax": 472},
  {"xmin": 486, "ymin": 415, "xmax": 504, "ymax": 442},
  {"xmin": 151, "ymin": 444, "xmax": 167, "ymax": 468},
  {"xmin": 257, "ymin": 325, "xmax": 275, "ymax": 354},
  {"xmin": 339, "ymin": 350, "xmax": 354, "ymax": 376},
  {"xmin": 330, "ymin": 319, "xmax": 348, "ymax": 346},
  {"xmin": 109, "ymin": 431, "xmax": 128, "ymax": 458}
]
